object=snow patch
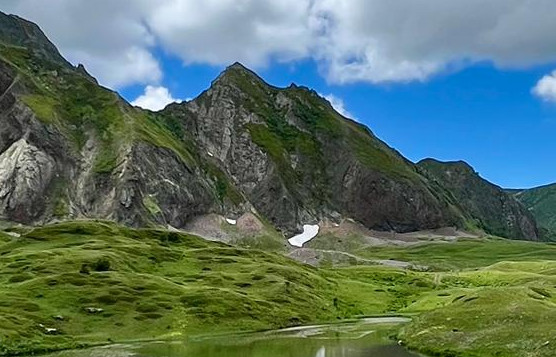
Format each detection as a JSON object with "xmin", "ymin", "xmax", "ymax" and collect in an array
[
  {"xmin": 226, "ymin": 218, "xmax": 237, "ymax": 225},
  {"xmin": 288, "ymin": 224, "xmax": 319, "ymax": 247}
]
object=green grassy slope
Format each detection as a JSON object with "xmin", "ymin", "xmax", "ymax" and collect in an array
[
  {"xmin": 356, "ymin": 238, "xmax": 556, "ymax": 270},
  {"xmin": 0, "ymin": 221, "xmax": 398, "ymax": 355},
  {"xmin": 3, "ymin": 222, "xmax": 556, "ymax": 356},
  {"xmin": 514, "ymin": 184, "xmax": 556, "ymax": 240},
  {"xmin": 0, "ymin": 42, "xmax": 196, "ymax": 174},
  {"xmin": 223, "ymin": 64, "xmax": 421, "ymax": 183}
]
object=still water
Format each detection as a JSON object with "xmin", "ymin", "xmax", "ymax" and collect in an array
[{"xmin": 46, "ymin": 317, "xmax": 421, "ymax": 357}]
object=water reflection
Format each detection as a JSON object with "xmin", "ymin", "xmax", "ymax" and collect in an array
[{"xmin": 42, "ymin": 318, "xmax": 422, "ymax": 357}]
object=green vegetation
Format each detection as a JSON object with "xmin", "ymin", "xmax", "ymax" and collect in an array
[
  {"xmin": 356, "ymin": 237, "xmax": 556, "ymax": 270},
  {"xmin": 20, "ymin": 95, "xmax": 58, "ymax": 124},
  {"xmin": 221, "ymin": 218, "xmax": 287, "ymax": 253},
  {"xmin": 0, "ymin": 43, "xmax": 32, "ymax": 69},
  {"xmin": 142, "ymin": 196, "xmax": 162, "ymax": 216},
  {"xmin": 3, "ymin": 222, "xmax": 556, "ymax": 356},
  {"xmin": 245, "ymin": 123, "xmax": 299, "ymax": 186},
  {"xmin": 203, "ymin": 161, "xmax": 244, "ymax": 205},
  {"xmin": 0, "ymin": 42, "xmax": 197, "ymax": 175},
  {"xmin": 0, "ymin": 221, "xmax": 385, "ymax": 355},
  {"xmin": 3, "ymin": 34, "xmax": 556, "ymax": 357},
  {"xmin": 348, "ymin": 127, "xmax": 418, "ymax": 180},
  {"xmin": 514, "ymin": 184, "xmax": 556, "ymax": 240}
]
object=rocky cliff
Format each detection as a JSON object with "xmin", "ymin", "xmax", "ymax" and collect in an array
[
  {"xmin": 512, "ymin": 184, "xmax": 556, "ymax": 240},
  {"xmin": 161, "ymin": 64, "xmax": 464, "ymax": 234},
  {"xmin": 417, "ymin": 159, "xmax": 538, "ymax": 240},
  {"xmin": 0, "ymin": 11, "xmax": 540, "ymax": 240}
]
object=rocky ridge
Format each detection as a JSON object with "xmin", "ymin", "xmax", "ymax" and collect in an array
[{"xmin": 0, "ymin": 11, "xmax": 540, "ymax": 241}]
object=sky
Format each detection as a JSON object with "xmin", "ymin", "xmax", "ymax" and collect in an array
[{"xmin": 3, "ymin": 0, "xmax": 556, "ymax": 189}]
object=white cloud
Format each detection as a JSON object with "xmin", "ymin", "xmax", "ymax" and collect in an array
[
  {"xmin": 70, "ymin": 47, "xmax": 162, "ymax": 88},
  {"xmin": 312, "ymin": 0, "xmax": 556, "ymax": 83},
  {"xmin": 2, "ymin": 0, "xmax": 161, "ymax": 88},
  {"xmin": 131, "ymin": 86, "xmax": 181, "ymax": 111},
  {"xmin": 322, "ymin": 94, "xmax": 355, "ymax": 119},
  {"xmin": 533, "ymin": 71, "xmax": 556, "ymax": 103},
  {"xmin": 6, "ymin": 1, "xmax": 556, "ymax": 86},
  {"xmin": 147, "ymin": 0, "xmax": 313, "ymax": 67}
]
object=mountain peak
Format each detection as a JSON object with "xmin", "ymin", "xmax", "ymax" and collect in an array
[
  {"xmin": 212, "ymin": 61, "xmax": 268, "ymax": 87},
  {"xmin": 228, "ymin": 61, "xmax": 249, "ymax": 71},
  {"xmin": 0, "ymin": 11, "xmax": 70, "ymax": 68}
]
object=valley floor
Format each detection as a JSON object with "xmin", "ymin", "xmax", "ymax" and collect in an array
[{"xmin": 1, "ymin": 221, "xmax": 556, "ymax": 356}]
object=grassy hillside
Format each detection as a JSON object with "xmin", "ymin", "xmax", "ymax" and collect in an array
[
  {"xmin": 514, "ymin": 184, "xmax": 556, "ymax": 240},
  {"xmin": 0, "ymin": 42, "xmax": 196, "ymax": 173},
  {"xmin": 3, "ymin": 221, "xmax": 556, "ymax": 356},
  {"xmin": 0, "ymin": 221, "xmax": 406, "ymax": 355}
]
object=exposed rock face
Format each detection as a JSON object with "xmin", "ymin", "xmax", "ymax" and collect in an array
[
  {"xmin": 0, "ymin": 27, "xmax": 222, "ymax": 227},
  {"xmin": 0, "ymin": 11, "xmax": 542, "ymax": 241},
  {"xmin": 162, "ymin": 64, "xmax": 462, "ymax": 234},
  {"xmin": 512, "ymin": 183, "xmax": 556, "ymax": 240},
  {"xmin": 0, "ymin": 137, "xmax": 55, "ymax": 220},
  {"xmin": 0, "ymin": 12, "xmax": 71, "ymax": 68},
  {"xmin": 417, "ymin": 159, "xmax": 539, "ymax": 240}
]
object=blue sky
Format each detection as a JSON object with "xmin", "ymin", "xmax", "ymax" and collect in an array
[{"xmin": 5, "ymin": 0, "xmax": 556, "ymax": 189}]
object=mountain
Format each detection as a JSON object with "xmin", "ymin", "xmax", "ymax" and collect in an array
[
  {"xmin": 0, "ymin": 11, "xmax": 539, "ymax": 240},
  {"xmin": 417, "ymin": 159, "xmax": 538, "ymax": 240},
  {"xmin": 512, "ymin": 184, "xmax": 556, "ymax": 240}
]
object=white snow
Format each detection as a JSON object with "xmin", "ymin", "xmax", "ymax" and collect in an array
[
  {"xmin": 288, "ymin": 224, "xmax": 319, "ymax": 247},
  {"xmin": 226, "ymin": 218, "xmax": 237, "ymax": 225}
]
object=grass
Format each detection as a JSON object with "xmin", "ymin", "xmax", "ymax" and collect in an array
[
  {"xmin": 401, "ymin": 285, "xmax": 556, "ymax": 357},
  {"xmin": 308, "ymin": 233, "xmax": 556, "ymax": 356},
  {"xmin": 3, "ymin": 222, "xmax": 556, "ymax": 356},
  {"xmin": 4, "ymin": 40, "xmax": 556, "ymax": 357},
  {"xmin": 202, "ymin": 161, "xmax": 244, "ymax": 205},
  {"xmin": 5, "ymin": 222, "xmax": 556, "ymax": 356},
  {"xmin": 355, "ymin": 237, "xmax": 556, "ymax": 271},
  {"xmin": 1, "ymin": 42, "xmax": 197, "ymax": 176},
  {"xmin": 0, "ymin": 221, "xmax": 394, "ymax": 355},
  {"xmin": 20, "ymin": 95, "xmax": 59, "ymax": 124}
]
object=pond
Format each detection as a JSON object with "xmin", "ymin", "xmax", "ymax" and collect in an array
[{"xmin": 45, "ymin": 317, "xmax": 421, "ymax": 357}]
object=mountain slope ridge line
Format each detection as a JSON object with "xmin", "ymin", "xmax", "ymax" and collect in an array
[{"xmin": 0, "ymin": 10, "xmax": 540, "ymax": 241}]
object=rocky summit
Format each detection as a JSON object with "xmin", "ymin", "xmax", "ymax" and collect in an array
[{"xmin": 0, "ymin": 11, "xmax": 539, "ymax": 241}]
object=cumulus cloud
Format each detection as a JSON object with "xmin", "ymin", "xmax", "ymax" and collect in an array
[
  {"xmin": 533, "ymin": 71, "xmax": 556, "ymax": 103},
  {"xmin": 3, "ymin": 0, "xmax": 161, "ymax": 88},
  {"xmin": 322, "ymin": 94, "xmax": 355, "ymax": 119},
  {"xmin": 131, "ymin": 86, "xmax": 181, "ymax": 111},
  {"xmin": 71, "ymin": 47, "xmax": 162, "ymax": 88},
  {"xmin": 312, "ymin": 0, "xmax": 556, "ymax": 83},
  {"xmin": 5, "ymin": 1, "xmax": 556, "ymax": 86},
  {"xmin": 147, "ymin": 0, "xmax": 313, "ymax": 66}
]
